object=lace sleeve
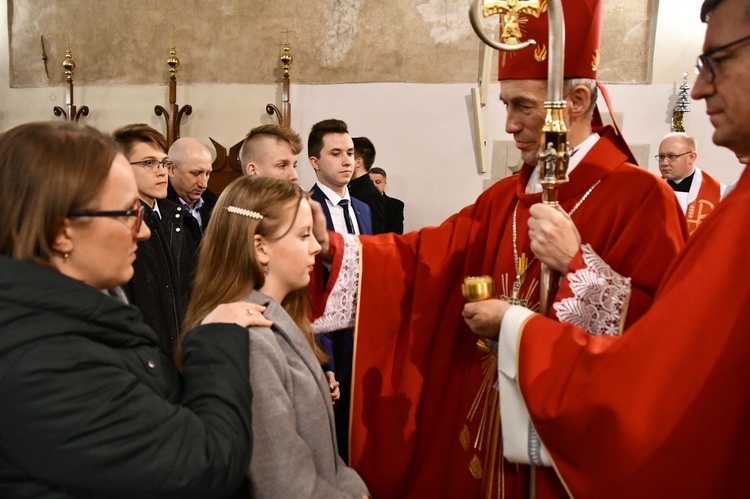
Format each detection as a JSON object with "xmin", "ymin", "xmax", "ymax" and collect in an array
[
  {"xmin": 312, "ymin": 234, "xmax": 360, "ymax": 334},
  {"xmin": 553, "ymin": 243, "xmax": 631, "ymax": 337}
]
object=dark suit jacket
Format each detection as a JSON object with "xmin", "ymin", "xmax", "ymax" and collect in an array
[
  {"xmin": 310, "ymin": 183, "xmax": 373, "ymax": 235},
  {"xmin": 166, "ymin": 182, "xmax": 218, "ymax": 245},
  {"xmin": 123, "ymin": 198, "xmax": 192, "ymax": 358},
  {"xmin": 348, "ymin": 174, "xmax": 386, "ymax": 234},
  {"xmin": 383, "ymin": 193, "xmax": 405, "ymax": 234}
]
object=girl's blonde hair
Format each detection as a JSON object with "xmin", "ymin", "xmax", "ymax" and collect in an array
[{"xmin": 180, "ymin": 175, "xmax": 326, "ymax": 364}]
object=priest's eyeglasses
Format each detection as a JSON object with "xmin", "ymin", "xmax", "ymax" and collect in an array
[
  {"xmin": 129, "ymin": 159, "xmax": 174, "ymax": 173},
  {"xmin": 68, "ymin": 205, "xmax": 146, "ymax": 236},
  {"xmin": 695, "ymin": 33, "xmax": 750, "ymax": 83},
  {"xmin": 655, "ymin": 151, "xmax": 694, "ymax": 162}
]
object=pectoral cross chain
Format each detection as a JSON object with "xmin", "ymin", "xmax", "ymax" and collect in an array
[
  {"xmin": 501, "ymin": 184, "xmax": 602, "ymax": 310},
  {"xmin": 501, "ymin": 250, "xmax": 533, "ymax": 307}
]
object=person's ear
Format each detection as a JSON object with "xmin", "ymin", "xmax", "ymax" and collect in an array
[
  {"xmin": 52, "ymin": 218, "xmax": 74, "ymax": 256},
  {"xmin": 566, "ymin": 84, "xmax": 592, "ymax": 119},
  {"xmin": 254, "ymin": 234, "xmax": 269, "ymax": 265}
]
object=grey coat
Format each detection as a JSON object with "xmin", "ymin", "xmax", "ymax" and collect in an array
[{"xmin": 244, "ymin": 290, "xmax": 369, "ymax": 499}]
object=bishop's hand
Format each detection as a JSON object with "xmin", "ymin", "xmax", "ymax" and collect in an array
[
  {"xmin": 462, "ymin": 299, "xmax": 510, "ymax": 339},
  {"xmin": 528, "ymin": 203, "xmax": 581, "ymax": 273}
]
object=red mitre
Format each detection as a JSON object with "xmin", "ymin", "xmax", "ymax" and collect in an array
[{"xmin": 497, "ymin": 0, "xmax": 603, "ymax": 80}]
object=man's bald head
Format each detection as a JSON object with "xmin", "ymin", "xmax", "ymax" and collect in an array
[{"xmin": 168, "ymin": 137, "xmax": 213, "ymax": 207}]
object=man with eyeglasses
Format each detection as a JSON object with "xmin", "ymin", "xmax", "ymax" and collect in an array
[
  {"xmin": 461, "ymin": 0, "xmax": 750, "ymax": 495},
  {"xmin": 112, "ymin": 124, "xmax": 193, "ymax": 359},
  {"xmin": 657, "ymin": 132, "xmax": 726, "ymax": 235}
]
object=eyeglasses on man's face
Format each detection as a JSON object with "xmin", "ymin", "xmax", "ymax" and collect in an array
[
  {"xmin": 129, "ymin": 159, "xmax": 174, "ymax": 173},
  {"xmin": 695, "ymin": 33, "xmax": 750, "ymax": 83},
  {"xmin": 655, "ymin": 151, "xmax": 694, "ymax": 162},
  {"xmin": 67, "ymin": 205, "xmax": 146, "ymax": 236}
]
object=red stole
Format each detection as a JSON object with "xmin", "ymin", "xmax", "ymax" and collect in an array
[{"xmin": 686, "ymin": 170, "xmax": 722, "ymax": 235}]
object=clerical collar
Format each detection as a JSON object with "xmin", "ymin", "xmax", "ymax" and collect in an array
[{"xmin": 667, "ymin": 170, "xmax": 695, "ymax": 193}]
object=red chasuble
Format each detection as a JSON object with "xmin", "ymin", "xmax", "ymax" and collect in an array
[
  {"xmin": 517, "ymin": 166, "xmax": 750, "ymax": 497},
  {"xmin": 319, "ymin": 127, "xmax": 686, "ymax": 498},
  {"xmin": 686, "ymin": 169, "xmax": 723, "ymax": 235}
]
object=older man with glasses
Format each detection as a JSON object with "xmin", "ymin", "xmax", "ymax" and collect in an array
[
  {"xmin": 112, "ymin": 123, "xmax": 195, "ymax": 360},
  {"xmin": 657, "ymin": 132, "xmax": 726, "ymax": 235}
]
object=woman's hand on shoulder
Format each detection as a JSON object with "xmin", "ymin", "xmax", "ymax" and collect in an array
[{"xmin": 201, "ymin": 302, "xmax": 273, "ymax": 328}]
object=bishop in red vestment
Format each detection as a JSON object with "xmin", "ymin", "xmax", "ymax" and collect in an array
[
  {"xmin": 315, "ymin": 135, "xmax": 686, "ymax": 492},
  {"xmin": 311, "ymin": 1, "xmax": 686, "ymax": 497}
]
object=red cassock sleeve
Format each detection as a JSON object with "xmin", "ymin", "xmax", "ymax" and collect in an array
[{"xmin": 517, "ymin": 170, "xmax": 750, "ymax": 498}]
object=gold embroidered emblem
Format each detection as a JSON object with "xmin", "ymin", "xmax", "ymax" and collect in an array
[
  {"xmin": 534, "ymin": 43, "xmax": 547, "ymax": 62},
  {"xmin": 686, "ymin": 199, "xmax": 716, "ymax": 233},
  {"xmin": 486, "ymin": 0, "xmax": 545, "ymax": 67},
  {"xmin": 460, "ymin": 425, "xmax": 471, "ymax": 450},
  {"xmin": 592, "ymin": 49, "xmax": 600, "ymax": 72},
  {"xmin": 470, "ymin": 454, "xmax": 484, "ymax": 479}
]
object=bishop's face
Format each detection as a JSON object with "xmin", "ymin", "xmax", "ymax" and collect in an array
[{"xmin": 500, "ymin": 80, "xmax": 549, "ymax": 166}]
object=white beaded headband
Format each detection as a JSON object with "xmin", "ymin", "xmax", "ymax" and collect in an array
[{"xmin": 226, "ymin": 206, "xmax": 264, "ymax": 220}]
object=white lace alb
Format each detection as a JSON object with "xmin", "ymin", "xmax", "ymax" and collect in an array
[
  {"xmin": 553, "ymin": 244, "xmax": 631, "ymax": 337},
  {"xmin": 312, "ymin": 234, "xmax": 360, "ymax": 334}
]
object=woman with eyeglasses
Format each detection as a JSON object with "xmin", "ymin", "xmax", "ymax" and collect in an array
[{"xmin": 0, "ymin": 121, "xmax": 269, "ymax": 498}]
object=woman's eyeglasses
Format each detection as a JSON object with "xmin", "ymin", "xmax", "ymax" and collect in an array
[{"xmin": 68, "ymin": 205, "xmax": 146, "ymax": 236}]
